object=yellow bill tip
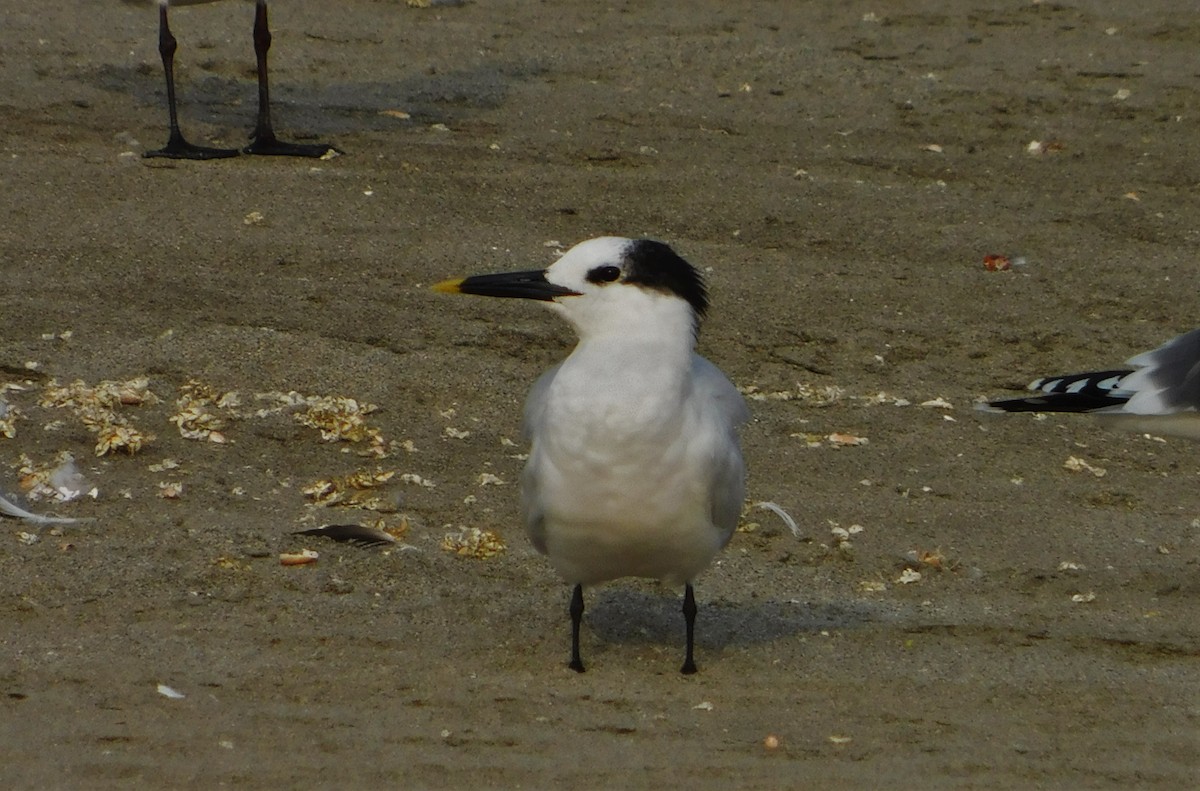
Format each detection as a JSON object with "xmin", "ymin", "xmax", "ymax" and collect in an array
[{"xmin": 432, "ymin": 277, "xmax": 465, "ymax": 294}]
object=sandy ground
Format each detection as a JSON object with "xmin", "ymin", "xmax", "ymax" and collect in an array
[{"xmin": 1, "ymin": 0, "xmax": 1198, "ymax": 787}]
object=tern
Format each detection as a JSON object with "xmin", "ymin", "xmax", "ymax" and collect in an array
[
  {"xmin": 141, "ymin": 0, "xmax": 336, "ymax": 159},
  {"xmin": 436, "ymin": 237, "xmax": 749, "ymax": 673},
  {"xmin": 982, "ymin": 328, "xmax": 1200, "ymax": 439}
]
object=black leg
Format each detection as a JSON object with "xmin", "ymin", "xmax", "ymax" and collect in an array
[
  {"xmin": 145, "ymin": 3, "xmax": 239, "ymax": 160},
  {"xmin": 681, "ymin": 583, "xmax": 698, "ymax": 674},
  {"xmin": 568, "ymin": 583, "xmax": 586, "ymax": 673},
  {"xmin": 243, "ymin": 0, "xmax": 337, "ymax": 157}
]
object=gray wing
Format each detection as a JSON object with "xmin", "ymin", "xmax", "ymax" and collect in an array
[
  {"xmin": 521, "ymin": 362, "xmax": 562, "ymax": 443},
  {"xmin": 519, "ymin": 363, "xmax": 562, "ymax": 554},
  {"xmin": 691, "ymin": 354, "xmax": 751, "ymax": 427},
  {"xmin": 1121, "ymin": 328, "xmax": 1200, "ymax": 414},
  {"xmin": 691, "ymin": 355, "xmax": 750, "ymax": 544}
]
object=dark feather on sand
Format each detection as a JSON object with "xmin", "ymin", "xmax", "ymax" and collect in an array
[{"xmin": 294, "ymin": 524, "xmax": 397, "ymax": 549}]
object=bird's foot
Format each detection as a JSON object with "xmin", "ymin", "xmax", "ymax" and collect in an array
[
  {"xmin": 244, "ymin": 132, "xmax": 338, "ymax": 158},
  {"xmin": 145, "ymin": 135, "xmax": 239, "ymax": 160}
]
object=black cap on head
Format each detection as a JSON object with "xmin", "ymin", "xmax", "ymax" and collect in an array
[{"xmin": 622, "ymin": 240, "xmax": 709, "ymax": 319}]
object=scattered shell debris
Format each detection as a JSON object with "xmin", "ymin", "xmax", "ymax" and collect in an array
[
  {"xmin": 41, "ymin": 377, "xmax": 158, "ymax": 410},
  {"xmin": 303, "ymin": 468, "xmax": 399, "ymax": 511},
  {"xmin": 171, "ymin": 380, "xmax": 236, "ymax": 443},
  {"xmin": 740, "ymin": 383, "xmax": 845, "ymax": 405},
  {"xmin": 1071, "ymin": 591, "xmax": 1097, "ymax": 603},
  {"xmin": 294, "ymin": 396, "xmax": 379, "ymax": 442},
  {"xmin": 172, "ymin": 388, "xmax": 406, "ymax": 457},
  {"xmin": 158, "ymin": 481, "xmax": 184, "ymax": 499},
  {"xmin": 827, "ymin": 432, "xmax": 869, "ymax": 447},
  {"xmin": 376, "ymin": 515, "xmax": 412, "ymax": 543},
  {"xmin": 745, "ymin": 382, "xmax": 963, "ymax": 413},
  {"xmin": 441, "ymin": 526, "xmax": 505, "ymax": 558},
  {"xmin": 897, "ymin": 568, "xmax": 922, "ymax": 584},
  {"xmin": 17, "ymin": 531, "xmax": 38, "ymax": 545},
  {"xmin": 1026, "ymin": 139, "xmax": 1065, "ymax": 156},
  {"xmin": 790, "ymin": 431, "xmax": 869, "ymax": 448},
  {"xmin": 905, "ymin": 548, "xmax": 950, "ymax": 571},
  {"xmin": 0, "ymin": 374, "xmax": 560, "ymax": 538},
  {"xmin": 983, "ymin": 254, "xmax": 1012, "ymax": 272},
  {"xmin": 399, "ymin": 473, "xmax": 436, "ymax": 488},
  {"xmin": 0, "ymin": 396, "xmax": 19, "ymax": 438},
  {"xmin": 94, "ymin": 422, "xmax": 152, "ymax": 456},
  {"xmin": 828, "ymin": 522, "xmax": 863, "ymax": 559},
  {"xmin": 15, "ymin": 452, "xmax": 93, "ymax": 502},
  {"xmin": 983, "ymin": 254, "xmax": 1027, "ymax": 271},
  {"xmin": 741, "ymin": 383, "xmax": 936, "ymax": 410},
  {"xmin": 253, "ymin": 392, "xmax": 392, "ymax": 457},
  {"xmin": 858, "ymin": 392, "xmax": 911, "ymax": 407},
  {"xmin": 156, "ymin": 683, "xmax": 186, "ymax": 700},
  {"xmin": 1063, "ymin": 456, "xmax": 1106, "ymax": 477},
  {"xmin": 280, "ymin": 548, "xmax": 319, "ymax": 566},
  {"xmin": 40, "ymin": 377, "xmax": 157, "ymax": 455},
  {"xmin": 213, "ymin": 556, "xmax": 251, "ymax": 571}
]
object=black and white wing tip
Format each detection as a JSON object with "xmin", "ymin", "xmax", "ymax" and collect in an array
[
  {"xmin": 978, "ymin": 328, "xmax": 1200, "ymax": 439},
  {"xmin": 980, "ymin": 369, "xmax": 1134, "ymax": 414}
]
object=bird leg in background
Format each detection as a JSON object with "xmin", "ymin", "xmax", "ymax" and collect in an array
[
  {"xmin": 145, "ymin": 3, "xmax": 239, "ymax": 160},
  {"xmin": 243, "ymin": 0, "xmax": 337, "ymax": 157},
  {"xmin": 681, "ymin": 583, "xmax": 698, "ymax": 675},
  {"xmin": 569, "ymin": 584, "xmax": 586, "ymax": 673}
]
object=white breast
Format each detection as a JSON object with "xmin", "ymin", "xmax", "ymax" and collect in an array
[{"xmin": 520, "ymin": 341, "xmax": 747, "ymax": 586}]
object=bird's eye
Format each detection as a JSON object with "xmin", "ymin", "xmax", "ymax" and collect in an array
[{"xmin": 587, "ymin": 265, "xmax": 622, "ymax": 284}]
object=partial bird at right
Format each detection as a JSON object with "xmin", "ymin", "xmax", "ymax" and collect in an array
[{"xmin": 981, "ymin": 328, "xmax": 1200, "ymax": 439}]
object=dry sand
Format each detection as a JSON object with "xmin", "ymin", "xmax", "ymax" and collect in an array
[{"xmin": 1, "ymin": 1, "xmax": 1197, "ymax": 787}]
